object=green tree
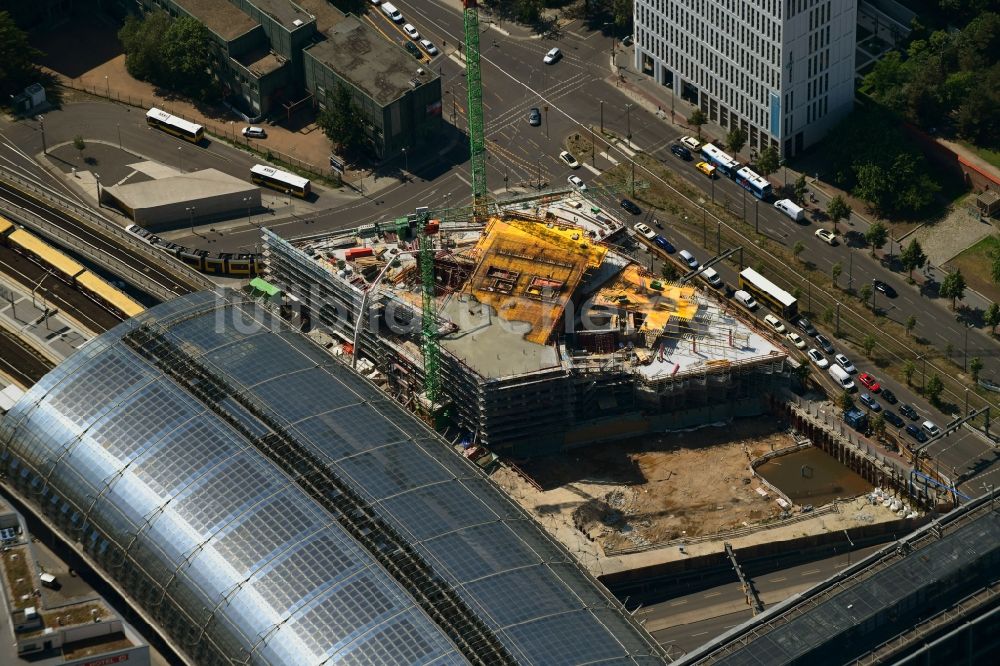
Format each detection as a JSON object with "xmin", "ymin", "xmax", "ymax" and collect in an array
[
  {"xmin": 757, "ymin": 146, "xmax": 780, "ymax": 178},
  {"xmin": 985, "ymin": 302, "xmax": 1000, "ymax": 334},
  {"xmin": 865, "ymin": 221, "xmax": 889, "ymax": 256},
  {"xmin": 925, "ymin": 373, "xmax": 945, "ymax": 405},
  {"xmin": 831, "ymin": 261, "xmax": 842, "ymax": 287},
  {"xmin": 826, "ymin": 195, "xmax": 852, "ymax": 234},
  {"xmin": 0, "ymin": 10, "xmax": 43, "ymax": 98},
  {"xmin": 160, "ymin": 17, "xmax": 218, "ymax": 101},
  {"xmin": 688, "ymin": 109, "xmax": 707, "ymax": 139},
  {"xmin": 725, "ymin": 127, "xmax": 747, "ymax": 155},
  {"xmin": 902, "ymin": 359, "xmax": 916, "ymax": 385},
  {"xmin": 905, "ymin": 314, "xmax": 917, "ymax": 337},
  {"xmin": 871, "ymin": 412, "xmax": 886, "ymax": 439},
  {"xmin": 991, "ymin": 249, "xmax": 1000, "ymax": 285},
  {"xmin": 862, "ymin": 333, "xmax": 877, "ymax": 358},
  {"xmin": 73, "ymin": 135, "xmax": 85, "ymax": 160},
  {"xmin": 793, "ymin": 174, "xmax": 808, "ymax": 204},
  {"xmin": 859, "ymin": 282, "xmax": 873, "ymax": 308},
  {"xmin": 792, "ymin": 240, "xmax": 805, "ymax": 262},
  {"xmin": 661, "ymin": 262, "xmax": 679, "ymax": 281},
  {"xmin": 118, "ymin": 11, "xmax": 170, "ymax": 83},
  {"xmin": 900, "ymin": 238, "xmax": 927, "ymax": 280},
  {"xmin": 791, "ymin": 361, "xmax": 810, "ymax": 384},
  {"xmin": 837, "ymin": 390, "xmax": 854, "ymax": 414},
  {"xmin": 318, "ymin": 83, "xmax": 366, "ymax": 154},
  {"xmin": 970, "ymin": 356, "xmax": 983, "ymax": 382},
  {"xmin": 940, "ymin": 269, "xmax": 967, "ymax": 309}
]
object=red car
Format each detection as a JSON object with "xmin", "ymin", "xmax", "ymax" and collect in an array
[{"xmin": 858, "ymin": 372, "xmax": 881, "ymax": 393}]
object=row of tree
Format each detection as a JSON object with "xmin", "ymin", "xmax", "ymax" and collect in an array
[
  {"xmin": 119, "ymin": 12, "xmax": 218, "ymax": 103},
  {"xmin": 864, "ymin": 11, "xmax": 999, "ymax": 149},
  {"xmin": 0, "ymin": 11, "xmax": 42, "ymax": 99}
]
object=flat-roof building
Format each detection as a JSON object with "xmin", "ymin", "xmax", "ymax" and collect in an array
[{"xmin": 634, "ymin": 0, "xmax": 857, "ymax": 157}]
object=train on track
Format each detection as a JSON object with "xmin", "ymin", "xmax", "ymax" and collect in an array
[
  {"xmin": 0, "ymin": 215, "xmax": 145, "ymax": 319},
  {"xmin": 126, "ymin": 224, "xmax": 261, "ymax": 277}
]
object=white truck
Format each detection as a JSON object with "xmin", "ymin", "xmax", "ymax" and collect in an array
[
  {"xmin": 828, "ymin": 365, "xmax": 855, "ymax": 391},
  {"xmin": 773, "ymin": 199, "xmax": 805, "ymax": 222}
]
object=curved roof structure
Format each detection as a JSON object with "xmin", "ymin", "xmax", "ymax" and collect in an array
[{"xmin": 0, "ymin": 291, "xmax": 663, "ymax": 666}]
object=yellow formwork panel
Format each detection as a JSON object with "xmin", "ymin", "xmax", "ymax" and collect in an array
[{"xmin": 593, "ymin": 264, "xmax": 699, "ymax": 333}]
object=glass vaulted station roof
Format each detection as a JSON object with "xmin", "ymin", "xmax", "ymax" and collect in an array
[{"xmin": 0, "ymin": 291, "xmax": 664, "ymax": 666}]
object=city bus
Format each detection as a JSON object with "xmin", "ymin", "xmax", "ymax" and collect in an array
[
  {"xmin": 145, "ymin": 107, "xmax": 204, "ymax": 143},
  {"xmin": 734, "ymin": 166, "xmax": 773, "ymax": 200},
  {"xmin": 738, "ymin": 267, "xmax": 797, "ymax": 318},
  {"xmin": 699, "ymin": 143, "xmax": 741, "ymax": 178},
  {"xmin": 250, "ymin": 164, "xmax": 312, "ymax": 198}
]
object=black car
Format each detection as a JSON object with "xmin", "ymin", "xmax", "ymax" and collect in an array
[
  {"xmin": 873, "ymin": 280, "xmax": 897, "ymax": 298},
  {"xmin": 620, "ymin": 198, "xmax": 642, "ymax": 215},
  {"xmin": 528, "ymin": 108, "xmax": 541, "ymax": 126},
  {"xmin": 670, "ymin": 144, "xmax": 692, "ymax": 160},
  {"xmin": 883, "ymin": 410, "xmax": 905, "ymax": 428},
  {"xmin": 815, "ymin": 334, "xmax": 834, "ymax": 354},
  {"xmin": 795, "ymin": 317, "xmax": 817, "ymax": 336},
  {"xmin": 905, "ymin": 424, "xmax": 928, "ymax": 443},
  {"xmin": 899, "ymin": 403, "xmax": 919, "ymax": 420},
  {"xmin": 404, "ymin": 41, "xmax": 421, "ymax": 58},
  {"xmin": 880, "ymin": 388, "xmax": 897, "ymax": 404}
]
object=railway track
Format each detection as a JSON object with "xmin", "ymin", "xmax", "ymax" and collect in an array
[
  {"xmin": 0, "ymin": 180, "xmax": 199, "ymax": 298},
  {"xmin": 0, "ymin": 327, "xmax": 53, "ymax": 387}
]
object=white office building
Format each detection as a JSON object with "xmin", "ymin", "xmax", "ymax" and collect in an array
[{"xmin": 634, "ymin": 0, "xmax": 857, "ymax": 157}]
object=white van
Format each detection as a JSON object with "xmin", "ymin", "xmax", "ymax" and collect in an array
[
  {"xmin": 699, "ymin": 267, "xmax": 723, "ymax": 288},
  {"xmin": 678, "ymin": 250, "xmax": 699, "ymax": 268},
  {"xmin": 773, "ymin": 199, "xmax": 805, "ymax": 222},
  {"xmin": 828, "ymin": 365, "xmax": 855, "ymax": 391},
  {"xmin": 734, "ymin": 290, "xmax": 757, "ymax": 310},
  {"xmin": 381, "ymin": 2, "xmax": 403, "ymax": 22}
]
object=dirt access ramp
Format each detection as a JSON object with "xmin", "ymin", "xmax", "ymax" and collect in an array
[{"xmin": 495, "ymin": 418, "xmax": 791, "ymax": 561}]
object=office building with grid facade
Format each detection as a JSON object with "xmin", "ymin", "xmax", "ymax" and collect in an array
[{"xmin": 633, "ymin": 0, "xmax": 857, "ymax": 156}]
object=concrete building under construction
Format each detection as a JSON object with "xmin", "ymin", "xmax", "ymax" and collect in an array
[{"xmin": 261, "ymin": 197, "xmax": 789, "ymax": 457}]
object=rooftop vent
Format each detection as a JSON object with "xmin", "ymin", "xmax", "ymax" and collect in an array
[{"xmin": 293, "ymin": 19, "xmax": 303, "ymax": 27}]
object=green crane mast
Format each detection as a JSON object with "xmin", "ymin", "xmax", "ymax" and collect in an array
[{"xmin": 462, "ymin": 0, "xmax": 487, "ymax": 220}]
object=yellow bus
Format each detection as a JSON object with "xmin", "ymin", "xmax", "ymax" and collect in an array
[
  {"xmin": 251, "ymin": 164, "xmax": 311, "ymax": 198},
  {"xmin": 146, "ymin": 107, "xmax": 204, "ymax": 143}
]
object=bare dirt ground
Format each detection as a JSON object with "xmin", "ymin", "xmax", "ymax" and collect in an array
[{"xmin": 497, "ymin": 418, "xmax": 792, "ymax": 556}]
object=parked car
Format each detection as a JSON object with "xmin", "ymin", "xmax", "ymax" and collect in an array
[
  {"xmin": 883, "ymin": 410, "xmax": 905, "ymax": 428},
  {"xmin": 620, "ymin": 198, "xmax": 642, "ymax": 215},
  {"xmin": 653, "ymin": 235, "xmax": 676, "ymax": 253},
  {"xmin": 633, "ymin": 223, "xmax": 655, "ymax": 240},
  {"xmin": 527, "ymin": 107, "xmax": 541, "ymax": 126},
  {"xmin": 559, "ymin": 150, "xmax": 580, "ymax": 168},
  {"xmin": 670, "ymin": 144, "xmax": 692, "ymax": 160},
  {"xmin": 543, "ymin": 47, "xmax": 562, "ymax": 64},
  {"xmin": 859, "ymin": 393, "xmax": 882, "ymax": 412},
  {"xmin": 795, "ymin": 317, "xmax": 817, "ymax": 336},
  {"xmin": 906, "ymin": 424, "xmax": 928, "ymax": 443},
  {"xmin": 734, "ymin": 290, "xmax": 757, "ymax": 310},
  {"xmin": 404, "ymin": 41, "xmax": 421, "ymax": 58},
  {"xmin": 786, "ymin": 332, "xmax": 807, "ymax": 349},
  {"xmin": 815, "ymin": 228, "xmax": 837, "ymax": 245},
  {"xmin": 807, "ymin": 348, "xmax": 828, "ymax": 367},
  {"xmin": 242, "ymin": 126, "xmax": 267, "ymax": 138},
  {"xmin": 403, "ymin": 23, "xmax": 420, "ymax": 39},
  {"xmin": 815, "ymin": 334, "xmax": 834, "ymax": 354},
  {"xmin": 922, "ymin": 420, "xmax": 941, "ymax": 438},
  {"xmin": 880, "ymin": 388, "xmax": 897, "ymax": 404},
  {"xmin": 764, "ymin": 314, "xmax": 786, "ymax": 333},
  {"xmin": 898, "ymin": 403, "xmax": 919, "ymax": 420},
  {"xmin": 835, "ymin": 353, "xmax": 856, "ymax": 373},
  {"xmin": 858, "ymin": 372, "xmax": 881, "ymax": 392},
  {"xmin": 567, "ymin": 175, "xmax": 587, "ymax": 191},
  {"xmin": 873, "ymin": 280, "xmax": 897, "ymax": 298},
  {"xmin": 419, "ymin": 39, "xmax": 439, "ymax": 56}
]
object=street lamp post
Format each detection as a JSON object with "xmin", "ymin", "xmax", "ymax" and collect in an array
[
  {"xmin": 243, "ymin": 196, "xmax": 254, "ymax": 227},
  {"xmin": 504, "ymin": 170, "xmax": 508, "ymax": 192},
  {"xmin": 402, "ymin": 148, "xmax": 408, "ymax": 183},
  {"xmin": 754, "ymin": 199, "xmax": 759, "ymax": 234},
  {"xmin": 625, "ymin": 103, "xmax": 632, "ymax": 148},
  {"xmin": 177, "ymin": 146, "xmax": 183, "ymax": 172},
  {"xmin": 600, "ymin": 100, "xmax": 604, "ymax": 134},
  {"xmin": 117, "ymin": 123, "xmax": 122, "ymax": 150},
  {"xmin": 543, "ymin": 104, "xmax": 549, "ymax": 139},
  {"xmin": 835, "ymin": 301, "xmax": 841, "ymax": 337},
  {"xmin": 965, "ymin": 323, "xmax": 971, "ymax": 370},
  {"xmin": 105, "ymin": 76, "xmax": 110, "ymax": 98},
  {"xmin": 536, "ymin": 160, "xmax": 542, "ymax": 191},
  {"xmin": 36, "ymin": 115, "xmax": 46, "ymax": 155},
  {"xmin": 95, "ymin": 174, "xmax": 101, "ymax": 205},
  {"xmin": 186, "ymin": 206, "xmax": 197, "ymax": 235}
]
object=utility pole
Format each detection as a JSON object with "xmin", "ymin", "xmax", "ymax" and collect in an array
[
  {"xmin": 717, "ymin": 221, "xmax": 721, "ymax": 254},
  {"xmin": 836, "ymin": 301, "xmax": 841, "ymax": 337},
  {"xmin": 848, "ymin": 253, "xmax": 854, "ymax": 292},
  {"xmin": 36, "ymin": 115, "xmax": 46, "ymax": 155},
  {"xmin": 625, "ymin": 103, "xmax": 632, "ymax": 148},
  {"xmin": 600, "ymin": 100, "xmax": 604, "ymax": 133},
  {"xmin": 754, "ymin": 199, "xmax": 759, "ymax": 233}
]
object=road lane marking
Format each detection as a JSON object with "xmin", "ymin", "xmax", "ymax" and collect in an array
[
  {"xmin": 668, "ymin": 599, "xmax": 688, "ymax": 606},
  {"xmin": 583, "ymin": 163, "xmax": 601, "ymax": 176},
  {"xmin": 691, "ymin": 631, "xmax": 709, "ymax": 637},
  {"xmin": 801, "ymin": 569, "xmax": 821, "ymax": 576},
  {"xmin": 703, "ymin": 591, "xmax": 721, "ymax": 598},
  {"xmin": 768, "ymin": 577, "xmax": 787, "ymax": 582}
]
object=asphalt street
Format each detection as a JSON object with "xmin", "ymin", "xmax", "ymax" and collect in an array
[{"xmin": 0, "ymin": 1, "xmax": 996, "ymax": 491}]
